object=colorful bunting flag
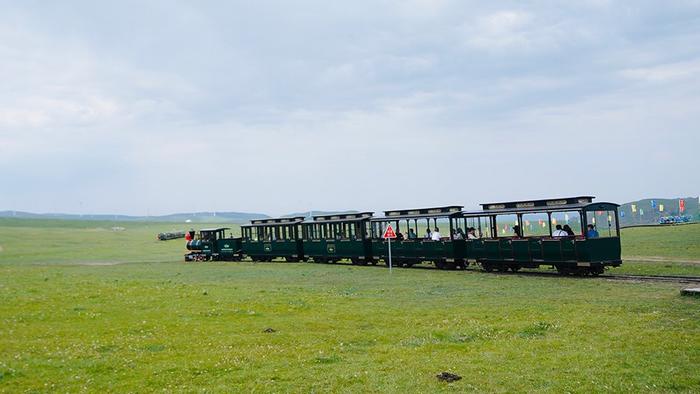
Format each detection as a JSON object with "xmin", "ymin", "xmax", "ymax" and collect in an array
[
  {"xmin": 651, "ymin": 200, "xmax": 657, "ymax": 209},
  {"xmin": 659, "ymin": 204, "xmax": 664, "ymax": 212},
  {"xmin": 620, "ymin": 211, "xmax": 625, "ymax": 218},
  {"xmin": 679, "ymin": 199, "xmax": 686, "ymax": 213},
  {"xmin": 631, "ymin": 204, "xmax": 637, "ymax": 213},
  {"xmin": 640, "ymin": 208, "xmax": 644, "ymax": 216}
]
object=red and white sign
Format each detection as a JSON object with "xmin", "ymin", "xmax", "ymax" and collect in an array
[{"xmin": 383, "ymin": 224, "xmax": 397, "ymax": 239}]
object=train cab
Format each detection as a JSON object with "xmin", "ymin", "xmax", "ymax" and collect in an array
[
  {"xmin": 459, "ymin": 196, "xmax": 621, "ymax": 275},
  {"xmin": 301, "ymin": 212, "xmax": 374, "ymax": 264},
  {"xmin": 369, "ymin": 206, "xmax": 465, "ymax": 269},
  {"xmin": 185, "ymin": 227, "xmax": 241, "ymax": 261},
  {"xmin": 241, "ymin": 217, "xmax": 305, "ymax": 262}
]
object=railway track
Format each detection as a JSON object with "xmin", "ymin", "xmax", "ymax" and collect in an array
[
  {"xmin": 457, "ymin": 267, "xmax": 700, "ymax": 283},
  {"xmin": 600, "ymin": 274, "xmax": 700, "ymax": 283},
  {"xmin": 254, "ymin": 259, "xmax": 700, "ymax": 283}
]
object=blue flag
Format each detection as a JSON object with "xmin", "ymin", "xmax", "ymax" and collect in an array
[
  {"xmin": 651, "ymin": 200, "xmax": 657, "ymax": 208},
  {"xmin": 620, "ymin": 211, "xmax": 625, "ymax": 218}
]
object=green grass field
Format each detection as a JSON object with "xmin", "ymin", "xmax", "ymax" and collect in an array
[{"xmin": 1, "ymin": 219, "xmax": 699, "ymax": 392}]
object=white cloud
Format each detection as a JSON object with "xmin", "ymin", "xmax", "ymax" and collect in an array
[{"xmin": 620, "ymin": 59, "xmax": 700, "ymax": 82}]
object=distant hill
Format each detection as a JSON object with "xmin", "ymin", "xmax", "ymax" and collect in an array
[
  {"xmin": 619, "ymin": 197, "xmax": 698, "ymax": 226},
  {"xmin": 0, "ymin": 211, "xmax": 269, "ymax": 223},
  {"xmin": 2, "ymin": 199, "xmax": 696, "ymax": 226},
  {"xmin": 282, "ymin": 210, "xmax": 358, "ymax": 219}
]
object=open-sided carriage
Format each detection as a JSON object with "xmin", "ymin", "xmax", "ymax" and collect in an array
[
  {"xmin": 458, "ymin": 196, "xmax": 622, "ymax": 275},
  {"xmin": 302, "ymin": 212, "xmax": 374, "ymax": 264},
  {"xmin": 240, "ymin": 217, "xmax": 305, "ymax": 262},
  {"xmin": 369, "ymin": 206, "xmax": 466, "ymax": 269}
]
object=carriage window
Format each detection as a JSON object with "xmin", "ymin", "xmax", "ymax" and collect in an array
[
  {"xmin": 586, "ymin": 210, "xmax": 618, "ymax": 238},
  {"xmin": 495, "ymin": 214, "xmax": 519, "ymax": 237},
  {"xmin": 352, "ymin": 222, "xmax": 360, "ymax": 239},
  {"xmin": 458, "ymin": 216, "xmax": 490, "ymax": 238},
  {"xmin": 522, "ymin": 213, "xmax": 550, "ymax": 237},
  {"xmin": 550, "ymin": 211, "xmax": 582, "ymax": 236}
]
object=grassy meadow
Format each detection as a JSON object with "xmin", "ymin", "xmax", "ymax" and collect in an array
[{"xmin": 0, "ymin": 219, "xmax": 699, "ymax": 392}]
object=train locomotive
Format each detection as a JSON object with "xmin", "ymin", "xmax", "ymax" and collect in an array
[{"xmin": 184, "ymin": 196, "xmax": 622, "ymax": 275}]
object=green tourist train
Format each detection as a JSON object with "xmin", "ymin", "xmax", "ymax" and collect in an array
[{"xmin": 185, "ymin": 196, "xmax": 622, "ymax": 276}]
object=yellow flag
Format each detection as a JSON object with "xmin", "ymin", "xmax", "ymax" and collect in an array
[
  {"xmin": 631, "ymin": 204, "xmax": 637, "ymax": 213},
  {"xmin": 659, "ymin": 204, "xmax": 664, "ymax": 212}
]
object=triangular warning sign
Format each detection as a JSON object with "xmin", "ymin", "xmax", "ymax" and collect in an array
[{"xmin": 383, "ymin": 224, "xmax": 397, "ymax": 239}]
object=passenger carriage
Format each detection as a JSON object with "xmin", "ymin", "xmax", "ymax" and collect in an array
[
  {"xmin": 369, "ymin": 206, "xmax": 466, "ymax": 269},
  {"xmin": 301, "ymin": 212, "xmax": 374, "ymax": 264},
  {"xmin": 458, "ymin": 196, "xmax": 621, "ymax": 275},
  {"xmin": 240, "ymin": 217, "xmax": 305, "ymax": 262}
]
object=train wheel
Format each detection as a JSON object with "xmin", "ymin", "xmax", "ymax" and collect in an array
[
  {"xmin": 509, "ymin": 264, "xmax": 521, "ymax": 272},
  {"xmin": 556, "ymin": 265, "xmax": 571, "ymax": 275},
  {"xmin": 482, "ymin": 262, "xmax": 494, "ymax": 272},
  {"xmin": 590, "ymin": 266, "xmax": 604, "ymax": 276},
  {"xmin": 576, "ymin": 267, "xmax": 590, "ymax": 276},
  {"xmin": 496, "ymin": 264, "xmax": 509, "ymax": 272}
]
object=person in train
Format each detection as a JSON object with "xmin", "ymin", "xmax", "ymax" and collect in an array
[
  {"xmin": 512, "ymin": 225, "xmax": 523, "ymax": 238},
  {"xmin": 563, "ymin": 225, "xmax": 575, "ymax": 236},
  {"xmin": 552, "ymin": 225, "xmax": 567, "ymax": 237},
  {"xmin": 586, "ymin": 224, "xmax": 599, "ymax": 238},
  {"xmin": 407, "ymin": 228, "xmax": 417, "ymax": 239}
]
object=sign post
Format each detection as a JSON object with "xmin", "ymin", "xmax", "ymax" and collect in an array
[{"xmin": 382, "ymin": 224, "xmax": 397, "ymax": 272}]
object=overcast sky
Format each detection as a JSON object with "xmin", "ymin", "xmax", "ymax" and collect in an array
[{"xmin": 1, "ymin": 1, "xmax": 698, "ymax": 216}]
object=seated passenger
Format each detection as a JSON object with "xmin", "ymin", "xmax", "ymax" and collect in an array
[
  {"xmin": 563, "ymin": 225, "xmax": 575, "ymax": 237},
  {"xmin": 586, "ymin": 224, "xmax": 599, "ymax": 238},
  {"xmin": 396, "ymin": 231, "xmax": 404, "ymax": 241},
  {"xmin": 425, "ymin": 228, "xmax": 432, "ymax": 239},
  {"xmin": 552, "ymin": 225, "xmax": 567, "ymax": 237},
  {"xmin": 513, "ymin": 225, "xmax": 523, "ymax": 238},
  {"xmin": 467, "ymin": 227, "xmax": 478, "ymax": 239},
  {"xmin": 453, "ymin": 228, "xmax": 464, "ymax": 240},
  {"xmin": 431, "ymin": 227, "xmax": 442, "ymax": 241},
  {"xmin": 408, "ymin": 228, "xmax": 417, "ymax": 239}
]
